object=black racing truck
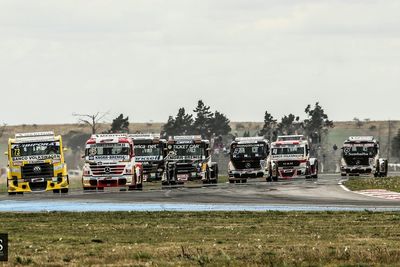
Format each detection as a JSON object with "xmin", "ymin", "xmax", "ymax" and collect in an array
[
  {"xmin": 228, "ymin": 137, "xmax": 269, "ymax": 183},
  {"xmin": 161, "ymin": 135, "xmax": 218, "ymax": 185},
  {"xmin": 340, "ymin": 136, "xmax": 388, "ymax": 177},
  {"xmin": 128, "ymin": 134, "xmax": 167, "ymax": 182}
]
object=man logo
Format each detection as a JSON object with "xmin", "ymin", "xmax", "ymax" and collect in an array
[
  {"xmin": 0, "ymin": 234, "xmax": 8, "ymax": 261},
  {"xmin": 104, "ymin": 167, "xmax": 111, "ymax": 174},
  {"xmin": 33, "ymin": 166, "xmax": 42, "ymax": 174}
]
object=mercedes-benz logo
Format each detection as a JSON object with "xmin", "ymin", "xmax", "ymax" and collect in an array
[
  {"xmin": 245, "ymin": 163, "xmax": 251, "ymax": 169},
  {"xmin": 33, "ymin": 166, "xmax": 42, "ymax": 173},
  {"xmin": 356, "ymin": 160, "xmax": 360, "ymax": 165},
  {"xmin": 104, "ymin": 167, "xmax": 111, "ymax": 173}
]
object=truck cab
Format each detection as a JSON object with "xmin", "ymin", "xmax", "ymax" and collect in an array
[
  {"xmin": 162, "ymin": 135, "xmax": 218, "ymax": 185},
  {"xmin": 6, "ymin": 131, "xmax": 69, "ymax": 195},
  {"xmin": 128, "ymin": 134, "xmax": 167, "ymax": 182},
  {"xmin": 268, "ymin": 135, "xmax": 318, "ymax": 181},
  {"xmin": 228, "ymin": 137, "xmax": 269, "ymax": 183},
  {"xmin": 81, "ymin": 134, "xmax": 143, "ymax": 191},
  {"xmin": 340, "ymin": 136, "xmax": 388, "ymax": 177}
]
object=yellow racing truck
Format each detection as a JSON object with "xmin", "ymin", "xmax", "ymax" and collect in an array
[{"xmin": 5, "ymin": 131, "xmax": 69, "ymax": 195}]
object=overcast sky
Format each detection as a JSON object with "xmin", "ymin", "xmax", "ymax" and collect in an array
[{"xmin": 1, "ymin": 0, "xmax": 399, "ymax": 125}]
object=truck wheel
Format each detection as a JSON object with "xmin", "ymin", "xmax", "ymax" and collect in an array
[
  {"xmin": 266, "ymin": 176, "xmax": 272, "ymax": 182},
  {"xmin": 128, "ymin": 186, "xmax": 136, "ymax": 191},
  {"xmin": 8, "ymin": 192, "xmax": 16, "ymax": 196},
  {"xmin": 97, "ymin": 187, "xmax": 104, "ymax": 191},
  {"xmin": 83, "ymin": 187, "xmax": 92, "ymax": 192},
  {"xmin": 53, "ymin": 189, "xmax": 60, "ymax": 193},
  {"xmin": 136, "ymin": 183, "xmax": 143, "ymax": 191},
  {"xmin": 61, "ymin": 188, "xmax": 69, "ymax": 194},
  {"xmin": 161, "ymin": 181, "xmax": 169, "ymax": 186},
  {"xmin": 241, "ymin": 179, "xmax": 247, "ymax": 183},
  {"xmin": 272, "ymin": 176, "xmax": 278, "ymax": 182}
]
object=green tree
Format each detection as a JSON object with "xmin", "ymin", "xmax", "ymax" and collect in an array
[
  {"xmin": 193, "ymin": 100, "xmax": 213, "ymax": 138},
  {"xmin": 259, "ymin": 110, "xmax": 277, "ymax": 141},
  {"xmin": 277, "ymin": 114, "xmax": 302, "ymax": 135},
  {"xmin": 303, "ymin": 102, "xmax": 334, "ymax": 145},
  {"xmin": 162, "ymin": 108, "xmax": 194, "ymax": 137},
  {"xmin": 109, "ymin": 114, "xmax": 129, "ymax": 133},
  {"xmin": 209, "ymin": 111, "xmax": 231, "ymax": 137}
]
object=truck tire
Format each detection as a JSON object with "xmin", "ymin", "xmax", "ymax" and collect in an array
[
  {"xmin": 61, "ymin": 188, "xmax": 69, "ymax": 194},
  {"xmin": 136, "ymin": 183, "xmax": 143, "ymax": 190},
  {"xmin": 53, "ymin": 189, "xmax": 60, "ymax": 193},
  {"xmin": 8, "ymin": 192, "xmax": 16, "ymax": 196}
]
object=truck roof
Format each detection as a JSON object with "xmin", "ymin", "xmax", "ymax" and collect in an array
[
  {"xmin": 168, "ymin": 135, "xmax": 208, "ymax": 144},
  {"xmin": 87, "ymin": 133, "xmax": 132, "ymax": 144},
  {"xmin": 233, "ymin": 137, "xmax": 268, "ymax": 144},
  {"xmin": 11, "ymin": 131, "xmax": 59, "ymax": 143},
  {"xmin": 276, "ymin": 135, "xmax": 306, "ymax": 142},
  {"xmin": 347, "ymin": 136, "xmax": 375, "ymax": 142},
  {"xmin": 271, "ymin": 139, "xmax": 308, "ymax": 146}
]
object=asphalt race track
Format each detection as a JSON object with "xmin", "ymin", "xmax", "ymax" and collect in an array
[{"xmin": 1, "ymin": 174, "xmax": 400, "ymax": 212}]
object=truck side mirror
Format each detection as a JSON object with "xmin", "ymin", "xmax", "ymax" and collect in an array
[
  {"xmin": 4, "ymin": 152, "xmax": 8, "ymax": 156},
  {"xmin": 63, "ymin": 147, "xmax": 69, "ymax": 152},
  {"xmin": 81, "ymin": 155, "xmax": 85, "ymax": 159}
]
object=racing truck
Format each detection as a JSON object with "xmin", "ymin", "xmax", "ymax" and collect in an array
[
  {"xmin": 128, "ymin": 134, "xmax": 167, "ymax": 182},
  {"xmin": 5, "ymin": 131, "xmax": 69, "ymax": 195},
  {"xmin": 81, "ymin": 134, "xmax": 143, "ymax": 191},
  {"xmin": 340, "ymin": 136, "xmax": 388, "ymax": 177},
  {"xmin": 228, "ymin": 137, "xmax": 269, "ymax": 183},
  {"xmin": 162, "ymin": 135, "xmax": 218, "ymax": 185},
  {"xmin": 268, "ymin": 135, "xmax": 318, "ymax": 181}
]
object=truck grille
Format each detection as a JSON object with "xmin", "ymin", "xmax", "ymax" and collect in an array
[
  {"xmin": 22, "ymin": 163, "xmax": 53, "ymax": 179},
  {"xmin": 232, "ymin": 161, "xmax": 261, "ymax": 170},
  {"xmin": 29, "ymin": 181, "xmax": 47, "ymax": 191},
  {"xmin": 277, "ymin": 160, "xmax": 301, "ymax": 167},
  {"xmin": 344, "ymin": 157, "xmax": 370, "ymax": 166},
  {"xmin": 176, "ymin": 163, "xmax": 196, "ymax": 174},
  {"xmin": 89, "ymin": 164, "xmax": 125, "ymax": 176}
]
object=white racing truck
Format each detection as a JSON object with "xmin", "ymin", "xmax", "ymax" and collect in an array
[
  {"xmin": 228, "ymin": 137, "xmax": 269, "ymax": 183},
  {"xmin": 268, "ymin": 135, "xmax": 318, "ymax": 181},
  {"xmin": 81, "ymin": 134, "xmax": 143, "ymax": 191},
  {"xmin": 162, "ymin": 136, "xmax": 218, "ymax": 185},
  {"xmin": 128, "ymin": 134, "xmax": 166, "ymax": 182},
  {"xmin": 340, "ymin": 136, "xmax": 388, "ymax": 177}
]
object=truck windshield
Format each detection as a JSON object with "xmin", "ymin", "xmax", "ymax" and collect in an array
[
  {"xmin": 134, "ymin": 144, "xmax": 162, "ymax": 157},
  {"xmin": 171, "ymin": 144, "xmax": 205, "ymax": 160},
  {"xmin": 343, "ymin": 143, "xmax": 377, "ymax": 157},
  {"xmin": 86, "ymin": 143, "xmax": 130, "ymax": 156},
  {"xmin": 231, "ymin": 143, "xmax": 266, "ymax": 159},
  {"xmin": 271, "ymin": 145, "xmax": 305, "ymax": 156},
  {"xmin": 11, "ymin": 142, "xmax": 61, "ymax": 160}
]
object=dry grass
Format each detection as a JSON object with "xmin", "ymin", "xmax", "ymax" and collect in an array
[
  {"xmin": 344, "ymin": 176, "xmax": 400, "ymax": 193},
  {"xmin": 0, "ymin": 211, "xmax": 400, "ymax": 266}
]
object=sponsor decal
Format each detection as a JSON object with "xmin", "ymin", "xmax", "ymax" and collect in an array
[
  {"xmin": 12, "ymin": 154, "xmax": 61, "ymax": 161},
  {"xmin": 0, "ymin": 234, "xmax": 8, "ymax": 261},
  {"xmin": 136, "ymin": 156, "xmax": 161, "ymax": 161},
  {"xmin": 93, "ymin": 155, "xmax": 129, "ymax": 161}
]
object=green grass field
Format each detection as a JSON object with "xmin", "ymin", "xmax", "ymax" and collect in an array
[
  {"xmin": 1, "ymin": 212, "xmax": 400, "ymax": 266},
  {"xmin": 344, "ymin": 176, "xmax": 400, "ymax": 193}
]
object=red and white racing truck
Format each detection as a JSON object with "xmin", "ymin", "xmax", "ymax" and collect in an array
[
  {"xmin": 81, "ymin": 134, "xmax": 143, "ymax": 191},
  {"xmin": 268, "ymin": 135, "xmax": 318, "ymax": 181}
]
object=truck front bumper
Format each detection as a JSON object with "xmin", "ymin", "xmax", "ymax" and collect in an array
[
  {"xmin": 82, "ymin": 175, "xmax": 135, "ymax": 188},
  {"xmin": 8, "ymin": 176, "xmax": 69, "ymax": 193}
]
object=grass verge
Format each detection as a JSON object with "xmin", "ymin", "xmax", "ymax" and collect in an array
[
  {"xmin": 344, "ymin": 176, "xmax": 400, "ymax": 192},
  {"xmin": 1, "ymin": 211, "xmax": 400, "ymax": 266}
]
